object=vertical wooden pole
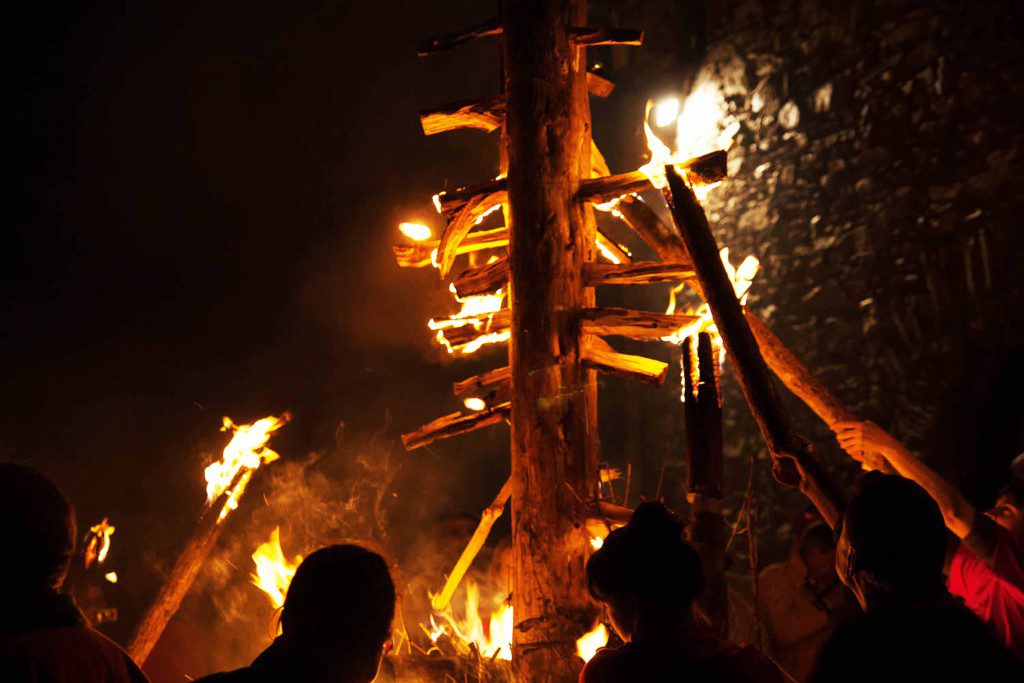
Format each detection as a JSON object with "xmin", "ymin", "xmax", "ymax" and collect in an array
[
  {"xmin": 503, "ymin": 0, "xmax": 597, "ymax": 679},
  {"xmin": 682, "ymin": 332, "xmax": 728, "ymax": 637}
]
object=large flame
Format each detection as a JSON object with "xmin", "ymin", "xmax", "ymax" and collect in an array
[
  {"xmin": 399, "ymin": 222, "xmax": 433, "ymax": 241},
  {"xmin": 251, "ymin": 526, "xmax": 303, "ymax": 610},
  {"xmin": 425, "ymin": 582, "xmax": 513, "ymax": 661},
  {"xmin": 84, "ymin": 518, "xmax": 115, "ymax": 569},
  {"xmin": 639, "ymin": 81, "xmax": 739, "ymax": 198},
  {"xmin": 576, "ymin": 622, "xmax": 609, "ymax": 662},
  {"xmin": 205, "ymin": 414, "xmax": 289, "ymax": 521}
]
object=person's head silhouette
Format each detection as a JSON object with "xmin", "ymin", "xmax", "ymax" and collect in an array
[
  {"xmin": 278, "ymin": 544, "xmax": 396, "ymax": 683},
  {"xmin": 586, "ymin": 501, "xmax": 703, "ymax": 641},
  {"xmin": 835, "ymin": 472, "xmax": 948, "ymax": 611},
  {"xmin": 0, "ymin": 463, "xmax": 76, "ymax": 593}
]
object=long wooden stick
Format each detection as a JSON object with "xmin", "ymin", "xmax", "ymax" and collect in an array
[
  {"xmin": 431, "ymin": 478, "xmax": 513, "ymax": 611},
  {"xmin": 664, "ymin": 165, "xmax": 801, "ymax": 486},
  {"xmin": 127, "ymin": 477, "xmax": 243, "ymax": 664}
]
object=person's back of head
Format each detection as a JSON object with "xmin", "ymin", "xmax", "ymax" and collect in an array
[
  {"xmin": 279, "ymin": 544, "xmax": 395, "ymax": 683},
  {"xmin": 838, "ymin": 472, "xmax": 947, "ymax": 607},
  {"xmin": 586, "ymin": 502, "xmax": 703, "ymax": 639},
  {"xmin": 0, "ymin": 463, "xmax": 76, "ymax": 592}
]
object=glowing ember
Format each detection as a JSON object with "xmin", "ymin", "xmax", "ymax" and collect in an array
[
  {"xmin": 205, "ymin": 414, "xmax": 289, "ymax": 521},
  {"xmin": 463, "ymin": 397, "xmax": 487, "ymax": 412},
  {"xmin": 251, "ymin": 527, "xmax": 302, "ymax": 610},
  {"xmin": 425, "ymin": 582, "xmax": 513, "ymax": 661},
  {"xmin": 399, "ymin": 222, "xmax": 432, "ymax": 241},
  {"xmin": 105, "ymin": 572, "xmax": 118, "ymax": 584},
  {"xmin": 576, "ymin": 622, "xmax": 609, "ymax": 662},
  {"xmin": 84, "ymin": 518, "xmax": 115, "ymax": 568},
  {"xmin": 590, "ymin": 536, "xmax": 604, "ymax": 550},
  {"xmin": 653, "ymin": 96, "xmax": 681, "ymax": 128}
]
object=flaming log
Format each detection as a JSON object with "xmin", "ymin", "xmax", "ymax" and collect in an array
[
  {"xmin": 126, "ymin": 473, "xmax": 246, "ymax": 665},
  {"xmin": 583, "ymin": 307, "xmax": 700, "ymax": 341},
  {"xmin": 435, "ymin": 309, "xmax": 510, "ymax": 350},
  {"xmin": 663, "ymin": 166, "xmax": 802, "ymax": 486},
  {"xmin": 431, "ymin": 477, "xmax": 513, "ymax": 612},
  {"xmin": 420, "ymin": 97, "xmax": 505, "ymax": 136},
  {"xmin": 401, "ymin": 403, "xmax": 510, "ymax": 451},
  {"xmin": 683, "ymin": 332, "xmax": 728, "ymax": 636},
  {"xmin": 579, "ymin": 150, "xmax": 729, "ymax": 205},
  {"xmin": 582, "ymin": 343, "xmax": 667, "ymax": 385},
  {"xmin": 394, "ymin": 227, "xmax": 508, "ymax": 268},
  {"xmin": 584, "ymin": 261, "xmax": 694, "ymax": 286}
]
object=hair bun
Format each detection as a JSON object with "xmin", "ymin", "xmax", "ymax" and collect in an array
[{"xmin": 629, "ymin": 501, "xmax": 683, "ymax": 539}]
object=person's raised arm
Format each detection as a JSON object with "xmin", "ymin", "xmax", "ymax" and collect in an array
[
  {"xmin": 776, "ymin": 444, "xmax": 845, "ymax": 531},
  {"xmin": 833, "ymin": 421, "xmax": 976, "ymax": 538}
]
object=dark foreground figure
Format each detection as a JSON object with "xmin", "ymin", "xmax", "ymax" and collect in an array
[
  {"xmin": 580, "ymin": 502, "xmax": 789, "ymax": 683},
  {"xmin": 809, "ymin": 473, "xmax": 1023, "ymax": 681},
  {"xmin": 0, "ymin": 463, "xmax": 149, "ymax": 683},
  {"xmin": 195, "ymin": 543, "xmax": 395, "ymax": 683}
]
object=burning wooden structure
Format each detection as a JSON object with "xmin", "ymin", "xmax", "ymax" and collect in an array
[{"xmin": 396, "ymin": 2, "xmax": 893, "ymax": 679}]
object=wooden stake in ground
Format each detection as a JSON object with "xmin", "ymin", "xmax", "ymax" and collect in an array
[
  {"xmin": 126, "ymin": 478, "xmax": 243, "ymax": 665},
  {"xmin": 682, "ymin": 332, "xmax": 728, "ymax": 636},
  {"xmin": 504, "ymin": 0, "xmax": 598, "ymax": 677}
]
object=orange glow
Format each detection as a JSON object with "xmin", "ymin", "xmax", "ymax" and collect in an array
[
  {"xmin": 590, "ymin": 536, "xmax": 604, "ymax": 550},
  {"xmin": 251, "ymin": 527, "xmax": 302, "ymax": 610},
  {"xmin": 205, "ymin": 414, "xmax": 289, "ymax": 521},
  {"xmin": 105, "ymin": 572, "xmax": 118, "ymax": 584},
  {"xmin": 425, "ymin": 582, "xmax": 513, "ymax": 661},
  {"xmin": 399, "ymin": 222, "xmax": 432, "ymax": 241},
  {"xmin": 576, "ymin": 622, "xmax": 609, "ymax": 662},
  {"xmin": 84, "ymin": 518, "xmax": 115, "ymax": 568},
  {"xmin": 463, "ymin": 397, "xmax": 487, "ymax": 412},
  {"xmin": 429, "ymin": 285, "xmax": 508, "ymax": 355}
]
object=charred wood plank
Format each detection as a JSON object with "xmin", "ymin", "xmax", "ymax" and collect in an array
[
  {"xmin": 582, "ymin": 344, "xmax": 667, "ymax": 385},
  {"xmin": 453, "ymin": 366, "xmax": 511, "ymax": 401},
  {"xmin": 584, "ymin": 261, "xmax": 694, "ymax": 286},
  {"xmin": 434, "ymin": 308, "xmax": 511, "ymax": 350},
  {"xmin": 401, "ymin": 403, "xmax": 510, "ymax": 450},
  {"xmin": 452, "ymin": 257, "xmax": 509, "ymax": 297},
  {"xmin": 586, "ymin": 70, "xmax": 615, "ymax": 98},
  {"xmin": 583, "ymin": 307, "xmax": 699, "ymax": 341},
  {"xmin": 420, "ymin": 96, "xmax": 505, "ymax": 135}
]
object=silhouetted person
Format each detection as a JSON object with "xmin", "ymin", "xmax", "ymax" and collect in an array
[
  {"xmin": 580, "ymin": 502, "xmax": 788, "ymax": 682},
  {"xmin": 195, "ymin": 544, "xmax": 395, "ymax": 683},
  {"xmin": 836, "ymin": 421, "xmax": 1024, "ymax": 659},
  {"xmin": 810, "ymin": 473, "xmax": 1023, "ymax": 681},
  {"xmin": 0, "ymin": 463, "xmax": 149, "ymax": 682}
]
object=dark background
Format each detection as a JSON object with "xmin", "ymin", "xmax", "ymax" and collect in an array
[{"xmin": 5, "ymin": 0, "xmax": 1024, "ymax": 680}]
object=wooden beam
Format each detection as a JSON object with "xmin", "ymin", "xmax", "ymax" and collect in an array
[
  {"xmin": 614, "ymin": 195, "xmax": 692, "ymax": 265},
  {"xmin": 583, "ymin": 306, "xmax": 699, "ymax": 341},
  {"xmin": 434, "ymin": 309, "xmax": 511, "ymax": 350},
  {"xmin": 453, "ymin": 366, "xmax": 511, "ymax": 405},
  {"xmin": 663, "ymin": 165, "xmax": 801, "ymax": 486},
  {"xmin": 431, "ymin": 478, "xmax": 513, "ymax": 612},
  {"xmin": 452, "ymin": 256, "xmax": 509, "ymax": 297},
  {"xmin": 504, "ymin": 0, "xmax": 597, "ymax": 674},
  {"xmin": 584, "ymin": 261, "xmax": 694, "ymax": 286},
  {"xmin": 579, "ymin": 151, "xmax": 730, "ymax": 205},
  {"xmin": 401, "ymin": 404, "xmax": 510, "ymax": 450},
  {"xmin": 417, "ymin": 18, "xmax": 502, "ymax": 57},
  {"xmin": 582, "ymin": 344, "xmax": 667, "ymax": 385},
  {"xmin": 392, "ymin": 227, "xmax": 508, "ymax": 268},
  {"xmin": 570, "ymin": 27, "xmax": 643, "ymax": 47},
  {"xmin": 586, "ymin": 70, "xmax": 615, "ymax": 98},
  {"xmin": 420, "ymin": 96, "xmax": 505, "ymax": 136}
]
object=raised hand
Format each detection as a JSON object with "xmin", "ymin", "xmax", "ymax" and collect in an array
[{"xmin": 833, "ymin": 420, "xmax": 901, "ymax": 473}]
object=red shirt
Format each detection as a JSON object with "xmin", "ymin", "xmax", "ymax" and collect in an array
[{"xmin": 946, "ymin": 519, "xmax": 1024, "ymax": 660}]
